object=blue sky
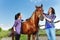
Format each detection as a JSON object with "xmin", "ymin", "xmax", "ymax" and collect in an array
[{"xmin": 0, "ymin": 0, "xmax": 60, "ymax": 30}]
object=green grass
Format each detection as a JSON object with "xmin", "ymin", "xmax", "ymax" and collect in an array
[
  {"xmin": 56, "ymin": 29, "xmax": 60, "ymax": 35},
  {"xmin": 20, "ymin": 34, "xmax": 27, "ymax": 40},
  {"xmin": 39, "ymin": 29, "xmax": 46, "ymax": 36},
  {"xmin": 0, "ymin": 29, "xmax": 60, "ymax": 40},
  {"xmin": 14, "ymin": 34, "xmax": 27, "ymax": 40},
  {"xmin": 39, "ymin": 29, "xmax": 60, "ymax": 36},
  {"xmin": 0, "ymin": 30, "xmax": 9, "ymax": 38}
]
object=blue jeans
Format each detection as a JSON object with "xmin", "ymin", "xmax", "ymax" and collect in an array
[{"xmin": 45, "ymin": 28, "xmax": 56, "ymax": 40}]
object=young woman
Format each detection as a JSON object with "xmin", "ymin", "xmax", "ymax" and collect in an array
[
  {"xmin": 43, "ymin": 7, "xmax": 56, "ymax": 40},
  {"xmin": 13, "ymin": 13, "xmax": 22, "ymax": 40}
]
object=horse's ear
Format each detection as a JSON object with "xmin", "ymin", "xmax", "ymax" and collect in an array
[
  {"xmin": 41, "ymin": 4, "xmax": 43, "ymax": 8},
  {"xmin": 35, "ymin": 5, "xmax": 37, "ymax": 8}
]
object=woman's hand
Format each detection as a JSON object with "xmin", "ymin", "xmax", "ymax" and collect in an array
[
  {"xmin": 13, "ymin": 27, "xmax": 16, "ymax": 32},
  {"xmin": 43, "ymin": 14, "xmax": 45, "ymax": 17},
  {"xmin": 43, "ymin": 14, "xmax": 52, "ymax": 22}
]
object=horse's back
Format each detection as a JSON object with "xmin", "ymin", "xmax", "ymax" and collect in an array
[{"xmin": 21, "ymin": 21, "xmax": 38, "ymax": 34}]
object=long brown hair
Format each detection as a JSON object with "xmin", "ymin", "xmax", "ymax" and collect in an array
[{"xmin": 48, "ymin": 7, "xmax": 55, "ymax": 15}]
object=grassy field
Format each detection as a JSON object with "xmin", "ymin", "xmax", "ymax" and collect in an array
[
  {"xmin": 39, "ymin": 29, "xmax": 60, "ymax": 36},
  {"xmin": 0, "ymin": 30, "xmax": 9, "ymax": 38},
  {"xmin": 20, "ymin": 34, "xmax": 27, "ymax": 40},
  {"xmin": 0, "ymin": 29, "xmax": 60, "ymax": 40}
]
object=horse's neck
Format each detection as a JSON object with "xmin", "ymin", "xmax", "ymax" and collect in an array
[{"xmin": 30, "ymin": 12, "xmax": 39, "ymax": 25}]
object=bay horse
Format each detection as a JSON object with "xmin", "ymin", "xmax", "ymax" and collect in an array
[{"xmin": 12, "ymin": 4, "xmax": 44, "ymax": 40}]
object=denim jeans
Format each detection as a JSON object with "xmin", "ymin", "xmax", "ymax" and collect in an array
[{"xmin": 45, "ymin": 28, "xmax": 56, "ymax": 40}]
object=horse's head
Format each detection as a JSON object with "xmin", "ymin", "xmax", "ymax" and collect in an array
[{"xmin": 35, "ymin": 4, "xmax": 44, "ymax": 21}]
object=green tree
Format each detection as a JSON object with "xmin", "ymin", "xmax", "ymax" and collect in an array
[
  {"xmin": 8, "ymin": 28, "xmax": 12, "ymax": 31},
  {"xmin": 0, "ymin": 27, "xmax": 2, "ymax": 32}
]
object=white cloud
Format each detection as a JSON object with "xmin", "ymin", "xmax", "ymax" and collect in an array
[
  {"xmin": 0, "ymin": 24, "xmax": 3, "ymax": 26},
  {"xmin": 0, "ymin": 24, "xmax": 12, "ymax": 30},
  {"xmin": 30, "ymin": 0, "xmax": 42, "ymax": 3}
]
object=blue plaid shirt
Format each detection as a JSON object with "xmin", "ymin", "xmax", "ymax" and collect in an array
[{"xmin": 45, "ymin": 14, "xmax": 56, "ymax": 29}]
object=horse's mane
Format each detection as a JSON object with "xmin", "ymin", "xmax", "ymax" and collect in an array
[{"xmin": 26, "ymin": 11, "xmax": 36, "ymax": 21}]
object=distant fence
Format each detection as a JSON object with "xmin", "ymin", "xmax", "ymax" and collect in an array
[{"xmin": 39, "ymin": 20, "xmax": 60, "ymax": 27}]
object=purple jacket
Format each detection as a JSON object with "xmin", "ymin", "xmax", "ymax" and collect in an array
[{"xmin": 13, "ymin": 19, "xmax": 21, "ymax": 34}]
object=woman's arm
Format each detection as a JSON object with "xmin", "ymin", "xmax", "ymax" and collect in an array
[
  {"xmin": 43, "ymin": 14, "xmax": 52, "ymax": 22},
  {"xmin": 13, "ymin": 27, "xmax": 16, "ymax": 31},
  {"xmin": 43, "ymin": 14, "xmax": 56, "ymax": 22},
  {"xmin": 13, "ymin": 20, "xmax": 17, "ymax": 31}
]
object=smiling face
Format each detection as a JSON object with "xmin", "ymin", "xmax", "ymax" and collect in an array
[
  {"xmin": 48, "ymin": 8, "xmax": 52, "ymax": 15},
  {"xmin": 48, "ymin": 7, "xmax": 55, "ymax": 15},
  {"xmin": 19, "ymin": 14, "xmax": 22, "ymax": 20}
]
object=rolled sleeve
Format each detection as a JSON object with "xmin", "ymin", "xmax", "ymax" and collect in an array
[
  {"xmin": 13, "ymin": 20, "xmax": 17, "ymax": 27},
  {"xmin": 51, "ymin": 15, "xmax": 56, "ymax": 21},
  {"xmin": 45, "ymin": 14, "xmax": 56, "ymax": 22}
]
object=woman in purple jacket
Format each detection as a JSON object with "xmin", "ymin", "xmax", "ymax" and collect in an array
[
  {"xmin": 13, "ymin": 13, "xmax": 22, "ymax": 40},
  {"xmin": 43, "ymin": 7, "xmax": 56, "ymax": 40}
]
